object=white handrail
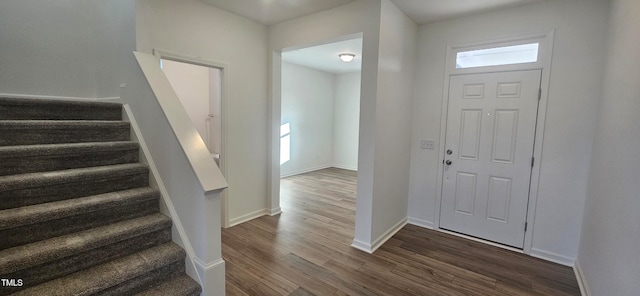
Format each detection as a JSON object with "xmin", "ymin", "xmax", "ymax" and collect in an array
[{"xmin": 134, "ymin": 51, "xmax": 227, "ymax": 193}]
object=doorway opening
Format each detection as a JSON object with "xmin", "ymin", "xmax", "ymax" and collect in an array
[
  {"xmin": 278, "ymin": 36, "xmax": 363, "ymax": 233},
  {"xmin": 160, "ymin": 60, "xmax": 222, "ymax": 160},
  {"xmin": 153, "ymin": 49, "xmax": 229, "ymax": 226}
]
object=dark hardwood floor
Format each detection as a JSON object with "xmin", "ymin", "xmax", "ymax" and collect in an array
[{"xmin": 222, "ymin": 168, "xmax": 580, "ymax": 295}]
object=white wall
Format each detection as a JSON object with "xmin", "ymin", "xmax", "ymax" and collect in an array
[
  {"xmin": 0, "ymin": 0, "xmax": 136, "ymax": 99},
  {"xmin": 333, "ymin": 72, "xmax": 361, "ymax": 170},
  {"xmin": 136, "ymin": 0, "xmax": 269, "ymax": 223},
  {"xmin": 280, "ymin": 63, "xmax": 361, "ymax": 176},
  {"xmin": 281, "ymin": 62, "xmax": 335, "ymax": 176},
  {"xmin": 407, "ymin": 0, "xmax": 609, "ymax": 264},
  {"xmin": 0, "ymin": 1, "xmax": 98, "ymax": 97},
  {"xmin": 578, "ymin": 0, "xmax": 640, "ymax": 294},
  {"xmin": 368, "ymin": 0, "xmax": 417, "ymax": 246},
  {"xmin": 92, "ymin": 1, "xmax": 138, "ymax": 98},
  {"xmin": 162, "ymin": 60, "xmax": 211, "ymax": 153}
]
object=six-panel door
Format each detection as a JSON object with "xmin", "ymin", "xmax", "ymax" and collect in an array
[{"xmin": 440, "ymin": 70, "xmax": 542, "ymax": 248}]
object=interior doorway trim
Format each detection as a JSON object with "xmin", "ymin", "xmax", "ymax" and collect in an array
[
  {"xmin": 434, "ymin": 30, "xmax": 555, "ymax": 255},
  {"xmin": 153, "ymin": 48, "xmax": 231, "ymax": 228}
]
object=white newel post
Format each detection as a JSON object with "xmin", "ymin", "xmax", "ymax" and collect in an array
[{"xmin": 194, "ymin": 190, "xmax": 226, "ymax": 296}]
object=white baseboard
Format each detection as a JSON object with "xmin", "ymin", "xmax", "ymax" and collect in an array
[
  {"xmin": 331, "ymin": 164, "xmax": 358, "ymax": 171},
  {"xmin": 352, "ymin": 218, "xmax": 407, "ymax": 254},
  {"xmin": 280, "ymin": 164, "xmax": 332, "ymax": 178},
  {"xmin": 371, "ymin": 218, "xmax": 407, "ymax": 252},
  {"xmin": 530, "ymin": 248, "xmax": 575, "ymax": 267},
  {"xmin": 229, "ymin": 208, "xmax": 270, "ymax": 227},
  {"xmin": 0, "ymin": 92, "xmax": 120, "ymax": 102},
  {"xmin": 407, "ymin": 217, "xmax": 434, "ymax": 229},
  {"xmin": 574, "ymin": 260, "xmax": 591, "ymax": 296},
  {"xmin": 351, "ymin": 239, "xmax": 373, "ymax": 253},
  {"xmin": 194, "ymin": 257, "xmax": 225, "ymax": 272},
  {"xmin": 406, "ymin": 214, "xmax": 577, "ymax": 269},
  {"xmin": 270, "ymin": 207, "xmax": 282, "ymax": 216},
  {"xmin": 194, "ymin": 258, "xmax": 225, "ymax": 296}
]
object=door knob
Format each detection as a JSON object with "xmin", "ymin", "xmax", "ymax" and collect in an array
[{"xmin": 445, "ymin": 160, "xmax": 452, "ymax": 165}]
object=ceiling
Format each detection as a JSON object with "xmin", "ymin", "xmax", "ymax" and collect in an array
[
  {"xmin": 282, "ymin": 38, "xmax": 363, "ymax": 74},
  {"xmin": 200, "ymin": 0, "xmax": 547, "ymax": 73},
  {"xmin": 391, "ymin": 0, "xmax": 546, "ymax": 24},
  {"xmin": 200, "ymin": 0, "xmax": 356, "ymax": 26},
  {"xmin": 201, "ymin": 0, "xmax": 547, "ymax": 26}
]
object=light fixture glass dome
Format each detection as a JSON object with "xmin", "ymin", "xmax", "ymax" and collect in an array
[{"xmin": 338, "ymin": 53, "xmax": 356, "ymax": 63}]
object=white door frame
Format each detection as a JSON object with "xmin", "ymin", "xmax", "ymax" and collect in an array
[
  {"xmin": 153, "ymin": 49, "xmax": 231, "ymax": 228},
  {"xmin": 268, "ymin": 33, "xmax": 364, "ymax": 219},
  {"xmin": 434, "ymin": 30, "xmax": 555, "ymax": 254}
]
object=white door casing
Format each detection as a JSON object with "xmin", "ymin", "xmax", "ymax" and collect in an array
[{"xmin": 440, "ymin": 70, "xmax": 542, "ymax": 248}]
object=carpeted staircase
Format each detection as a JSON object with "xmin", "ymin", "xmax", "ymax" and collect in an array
[{"xmin": 0, "ymin": 98, "xmax": 202, "ymax": 296}]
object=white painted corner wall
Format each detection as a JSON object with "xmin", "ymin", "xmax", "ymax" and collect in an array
[
  {"xmin": 407, "ymin": 0, "xmax": 610, "ymax": 265},
  {"xmin": 280, "ymin": 62, "xmax": 360, "ymax": 177},
  {"xmin": 369, "ymin": 0, "xmax": 417, "ymax": 245},
  {"xmin": 577, "ymin": 0, "xmax": 640, "ymax": 295}
]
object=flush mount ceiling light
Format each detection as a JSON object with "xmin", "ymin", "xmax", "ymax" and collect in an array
[{"xmin": 338, "ymin": 53, "xmax": 356, "ymax": 63}]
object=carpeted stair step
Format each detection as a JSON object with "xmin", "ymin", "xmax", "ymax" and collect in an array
[
  {"xmin": 0, "ymin": 141, "xmax": 140, "ymax": 176},
  {"xmin": 4, "ymin": 242, "xmax": 184, "ymax": 296},
  {"xmin": 0, "ymin": 163, "xmax": 150, "ymax": 210},
  {"xmin": 0, "ymin": 120, "xmax": 130, "ymax": 146},
  {"xmin": 0, "ymin": 98, "xmax": 202, "ymax": 295},
  {"xmin": 0, "ymin": 187, "xmax": 161, "ymax": 250},
  {"xmin": 135, "ymin": 274, "xmax": 202, "ymax": 296},
  {"xmin": 0, "ymin": 214, "xmax": 173, "ymax": 294},
  {"xmin": 0, "ymin": 97, "xmax": 122, "ymax": 120}
]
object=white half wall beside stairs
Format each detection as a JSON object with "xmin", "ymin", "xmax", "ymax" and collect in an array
[{"xmin": 129, "ymin": 52, "xmax": 229, "ymax": 296}]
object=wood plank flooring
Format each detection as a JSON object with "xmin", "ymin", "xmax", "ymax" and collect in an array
[{"xmin": 222, "ymin": 168, "xmax": 580, "ymax": 295}]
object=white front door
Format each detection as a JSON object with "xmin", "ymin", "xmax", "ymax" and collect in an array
[{"xmin": 440, "ymin": 70, "xmax": 541, "ymax": 248}]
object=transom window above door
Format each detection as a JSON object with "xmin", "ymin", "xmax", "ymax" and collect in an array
[{"xmin": 456, "ymin": 43, "xmax": 539, "ymax": 69}]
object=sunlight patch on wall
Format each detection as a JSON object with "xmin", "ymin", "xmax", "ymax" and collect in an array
[{"xmin": 280, "ymin": 122, "xmax": 291, "ymax": 165}]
